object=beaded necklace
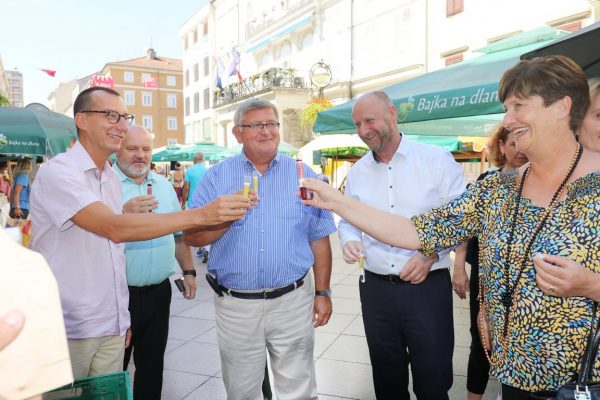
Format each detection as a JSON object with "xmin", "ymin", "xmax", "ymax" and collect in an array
[{"xmin": 479, "ymin": 143, "xmax": 583, "ymax": 367}]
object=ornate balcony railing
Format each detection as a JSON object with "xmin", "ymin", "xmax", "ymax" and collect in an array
[{"xmin": 213, "ymin": 67, "xmax": 308, "ymax": 107}]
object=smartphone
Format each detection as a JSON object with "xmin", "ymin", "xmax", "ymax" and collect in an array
[
  {"xmin": 147, "ymin": 183, "xmax": 153, "ymax": 212},
  {"xmin": 174, "ymin": 278, "xmax": 185, "ymax": 293}
]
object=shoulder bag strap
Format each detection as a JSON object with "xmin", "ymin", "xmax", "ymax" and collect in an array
[{"xmin": 579, "ymin": 301, "xmax": 600, "ymax": 385}]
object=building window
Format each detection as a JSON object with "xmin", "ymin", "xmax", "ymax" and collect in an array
[
  {"xmin": 445, "ymin": 53, "xmax": 464, "ymax": 66},
  {"xmin": 203, "ymin": 88, "xmax": 210, "ymax": 110},
  {"xmin": 301, "ymin": 32, "xmax": 313, "ymax": 50},
  {"xmin": 446, "ymin": 0, "xmax": 464, "ymax": 17},
  {"xmin": 202, "ymin": 21, "xmax": 208, "ymax": 36},
  {"xmin": 184, "ymin": 37, "xmax": 188, "ymax": 50},
  {"xmin": 142, "ymin": 92, "xmax": 152, "ymax": 106},
  {"xmin": 184, "ymin": 69, "xmax": 189, "ymax": 86},
  {"xmin": 167, "ymin": 117, "xmax": 177, "ymax": 130},
  {"xmin": 124, "ymin": 71, "xmax": 134, "ymax": 82},
  {"xmin": 258, "ymin": 52, "xmax": 271, "ymax": 68},
  {"xmin": 202, "ymin": 118, "xmax": 211, "ymax": 141},
  {"xmin": 185, "ymin": 97, "xmax": 190, "ymax": 116},
  {"xmin": 167, "ymin": 75, "xmax": 176, "ymax": 86},
  {"xmin": 204, "ymin": 57, "xmax": 209, "ymax": 76},
  {"xmin": 167, "ymin": 94, "xmax": 177, "ymax": 108},
  {"xmin": 279, "ymin": 41, "xmax": 292, "ymax": 59},
  {"xmin": 194, "ymin": 63, "xmax": 199, "ymax": 82},
  {"xmin": 141, "ymin": 73, "xmax": 151, "ymax": 84},
  {"xmin": 124, "ymin": 90, "xmax": 135, "ymax": 105},
  {"xmin": 142, "ymin": 115, "xmax": 153, "ymax": 130},
  {"xmin": 192, "ymin": 29, "xmax": 198, "ymax": 44},
  {"xmin": 194, "ymin": 92, "xmax": 200, "ymax": 113}
]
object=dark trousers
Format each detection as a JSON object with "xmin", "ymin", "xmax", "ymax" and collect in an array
[
  {"xmin": 467, "ymin": 262, "xmax": 490, "ymax": 394},
  {"xmin": 360, "ymin": 269, "xmax": 454, "ymax": 400},
  {"xmin": 123, "ymin": 279, "xmax": 171, "ymax": 400},
  {"xmin": 501, "ymin": 384, "xmax": 532, "ymax": 400}
]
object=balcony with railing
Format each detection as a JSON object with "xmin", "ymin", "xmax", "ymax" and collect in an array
[{"xmin": 213, "ymin": 67, "xmax": 308, "ymax": 107}]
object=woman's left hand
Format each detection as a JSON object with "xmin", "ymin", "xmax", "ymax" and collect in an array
[{"xmin": 533, "ymin": 254, "xmax": 597, "ymax": 298}]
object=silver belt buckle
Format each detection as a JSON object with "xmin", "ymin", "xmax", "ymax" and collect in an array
[{"xmin": 574, "ymin": 385, "xmax": 590, "ymax": 400}]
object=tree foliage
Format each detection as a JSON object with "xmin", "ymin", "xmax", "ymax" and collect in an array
[
  {"xmin": 0, "ymin": 92, "xmax": 10, "ymax": 107},
  {"xmin": 300, "ymin": 97, "xmax": 333, "ymax": 131}
]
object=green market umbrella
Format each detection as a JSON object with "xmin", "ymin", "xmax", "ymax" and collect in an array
[
  {"xmin": 151, "ymin": 144, "xmax": 185, "ymax": 162},
  {"xmin": 152, "ymin": 141, "xmax": 228, "ymax": 162},
  {"xmin": 222, "ymin": 141, "xmax": 299, "ymax": 158},
  {"xmin": 521, "ymin": 20, "xmax": 600, "ymax": 78},
  {"xmin": 314, "ymin": 27, "xmax": 568, "ymax": 136},
  {"xmin": 0, "ymin": 107, "xmax": 77, "ymax": 157}
]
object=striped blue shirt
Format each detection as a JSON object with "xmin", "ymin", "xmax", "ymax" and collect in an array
[{"xmin": 191, "ymin": 152, "xmax": 336, "ymax": 290}]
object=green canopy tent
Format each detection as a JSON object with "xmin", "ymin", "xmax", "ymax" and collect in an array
[
  {"xmin": 152, "ymin": 141, "xmax": 228, "ymax": 162},
  {"xmin": 521, "ymin": 20, "xmax": 600, "ymax": 77},
  {"xmin": 318, "ymin": 135, "xmax": 486, "ymax": 188},
  {"xmin": 0, "ymin": 107, "xmax": 77, "ymax": 158},
  {"xmin": 151, "ymin": 144, "xmax": 185, "ymax": 162},
  {"xmin": 221, "ymin": 141, "xmax": 299, "ymax": 158},
  {"xmin": 313, "ymin": 27, "xmax": 569, "ymax": 137}
]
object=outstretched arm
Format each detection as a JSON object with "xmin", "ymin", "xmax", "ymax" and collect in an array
[{"xmin": 301, "ymin": 178, "xmax": 421, "ymax": 250}]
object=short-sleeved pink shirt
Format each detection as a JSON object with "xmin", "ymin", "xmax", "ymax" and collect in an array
[{"xmin": 31, "ymin": 141, "xmax": 129, "ymax": 339}]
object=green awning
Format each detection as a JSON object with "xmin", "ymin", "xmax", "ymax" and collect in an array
[
  {"xmin": 314, "ymin": 27, "xmax": 567, "ymax": 136},
  {"xmin": 0, "ymin": 107, "xmax": 77, "ymax": 157},
  {"xmin": 152, "ymin": 141, "xmax": 228, "ymax": 162},
  {"xmin": 318, "ymin": 135, "xmax": 487, "ymax": 159}
]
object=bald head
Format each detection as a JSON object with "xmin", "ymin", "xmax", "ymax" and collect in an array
[
  {"xmin": 351, "ymin": 91, "xmax": 400, "ymax": 157},
  {"xmin": 116, "ymin": 125, "xmax": 153, "ymax": 181},
  {"xmin": 352, "ymin": 91, "xmax": 394, "ymax": 112}
]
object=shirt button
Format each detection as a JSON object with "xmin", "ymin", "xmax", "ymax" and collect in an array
[
  {"xmin": 261, "ymin": 230, "xmax": 264, "ymax": 233},
  {"xmin": 389, "ymin": 185, "xmax": 392, "ymax": 188},
  {"xmin": 388, "ymin": 167, "xmax": 392, "ymax": 170},
  {"xmin": 391, "ymin": 205, "xmax": 394, "ymax": 208},
  {"xmin": 391, "ymin": 264, "xmax": 395, "ymax": 268},
  {"xmin": 260, "ymin": 249, "xmax": 264, "ymax": 252}
]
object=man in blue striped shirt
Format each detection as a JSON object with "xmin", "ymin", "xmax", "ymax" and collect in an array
[{"xmin": 185, "ymin": 99, "xmax": 336, "ymax": 400}]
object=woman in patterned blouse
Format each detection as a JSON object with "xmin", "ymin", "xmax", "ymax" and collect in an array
[{"xmin": 300, "ymin": 55, "xmax": 600, "ymax": 400}]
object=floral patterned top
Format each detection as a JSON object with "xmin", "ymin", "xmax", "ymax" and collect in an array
[{"xmin": 412, "ymin": 170, "xmax": 600, "ymax": 391}]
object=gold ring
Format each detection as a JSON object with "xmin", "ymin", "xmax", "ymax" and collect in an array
[{"xmin": 549, "ymin": 285, "xmax": 555, "ymax": 293}]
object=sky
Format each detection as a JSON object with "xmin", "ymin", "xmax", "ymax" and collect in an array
[{"xmin": 1, "ymin": 0, "xmax": 208, "ymax": 106}]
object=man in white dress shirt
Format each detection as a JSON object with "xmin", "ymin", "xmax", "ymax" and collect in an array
[{"xmin": 339, "ymin": 91, "xmax": 465, "ymax": 400}]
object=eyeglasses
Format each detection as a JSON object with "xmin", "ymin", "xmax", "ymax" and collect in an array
[
  {"xmin": 239, "ymin": 122, "xmax": 280, "ymax": 131},
  {"xmin": 81, "ymin": 110, "xmax": 135, "ymax": 126}
]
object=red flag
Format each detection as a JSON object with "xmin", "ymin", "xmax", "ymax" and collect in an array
[
  {"xmin": 143, "ymin": 77, "xmax": 158, "ymax": 88},
  {"xmin": 40, "ymin": 68, "xmax": 56, "ymax": 77}
]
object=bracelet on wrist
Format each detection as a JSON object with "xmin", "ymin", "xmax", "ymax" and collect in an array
[{"xmin": 183, "ymin": 270, "xmax": 196, "ymax": 277}]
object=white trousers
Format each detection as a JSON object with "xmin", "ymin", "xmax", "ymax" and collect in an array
[{"xmin": 214, "ymin": 274, "xmax": 317, "ymax": 400}]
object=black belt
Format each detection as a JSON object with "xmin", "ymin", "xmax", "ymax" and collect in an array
[
  {"xmin": 218, "ymin": 278, "xmax": 304, "ymax": 300},
  {"xmin": 128, "ymin": 279, "xmax": 168, "ymax": 293},
  {"xmin": 365, "ymin": 268, "xmax": 448, "ymax": 284}
]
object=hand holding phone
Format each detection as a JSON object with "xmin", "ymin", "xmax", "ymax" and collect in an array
[{"xmin": 174, "ymin": 278, "xmax": 185, "ymax": 293}]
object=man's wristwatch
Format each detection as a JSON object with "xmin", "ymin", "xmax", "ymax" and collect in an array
[
  {"xmin": 182, "ymin": 270, "xmax": 197, "ymax": 277},
  {"xmin": 315, "ymin": 289, "xmax": 332, "ymax": 298}
]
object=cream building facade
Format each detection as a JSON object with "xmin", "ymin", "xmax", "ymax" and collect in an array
[
  {"xmin": 180, "ymin": 0, "xmax": 598, "ymax": 149},
  {"xmin": 5, "ymin": 69, "xmax": 24, "ymax": 107}
]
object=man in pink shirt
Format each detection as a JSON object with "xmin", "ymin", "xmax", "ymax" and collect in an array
[{"xmin": 30, "ymin": 87, "xmax": 249, "ymax": 379}]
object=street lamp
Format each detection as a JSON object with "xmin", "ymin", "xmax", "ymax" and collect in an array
[{"xmin": 309, "ymin": 60, "xmax": 332, "ymax": 99}]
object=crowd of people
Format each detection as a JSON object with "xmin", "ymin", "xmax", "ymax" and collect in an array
[{"xmin": 2, "ymin": 54, "xmax": 600, "ymax": 400}]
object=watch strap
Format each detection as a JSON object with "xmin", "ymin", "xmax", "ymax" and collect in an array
[
  {"xmin": 183, "ymin": 270, "xmax": 197, "ymax": 277},
  {"xmin": 315, "ymin": 290, "xmax": 331, "ymax": 297}
]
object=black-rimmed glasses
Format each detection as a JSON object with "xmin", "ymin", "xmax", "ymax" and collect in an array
[
  {"xmin": 81, "ymin": 110, "xmax": 135, "ymax": 126},
  {"xmin": 239, "ymin": 122, "xmax": 280, "ymax": 131}
]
